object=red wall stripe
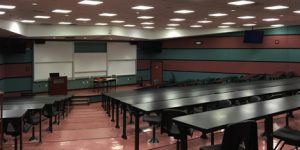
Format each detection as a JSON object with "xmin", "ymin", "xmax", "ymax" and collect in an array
[
  {"xmin": 163, "ymin": 35, "xmax": 300, "ymax": 49},
  {"xmin": 137, "ymin": 60, "xmax": 151, "ymax": 70},
  {"xmin": 0, "ymin": 65, "xmax": 4, "ymax": 79},
  {"xmin": 163, "ymin": 60, "xmax": 299, "ymax": 75},
  {"xmin": 4, "ymin": 64, "xmax": 32, "ymax": 78}
]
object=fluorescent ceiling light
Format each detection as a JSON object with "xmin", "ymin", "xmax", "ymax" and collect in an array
[
  {"xmin": 198, "ymin": 20, "xmax": 212, "ymax": 23},
  {"xmin": 0, "ymin": 4, "xmax": 16, "ymax": 9},
  {"xmin": 293, "ymin": 10, "xmax": 300, "ymax": 14},
  {"xmin": 264, "ymin": 5, "xmax": 289, "ymax": 10},
  {"xmin": 99, "ymin": 13, "xmax": 117, "ymax": 17},
  {"xmin": 227, "ymin": 0, "xmax": 255, "ymax": 6},
  {"xmin": 190, "ymin": 25, "xmax": 202, "ymax": 28},
  {"xmin": 34, "ymin": 15, "xmax": 51, "ymax": 19},
  {"xmin": 137, "ymin": 16, "xmax": 154, "ymax": 19},
  {"xmin": 209, "ymin": 13, "xmax": 228, "ymax": 17},
  {"xmin": 78, "ymin": 0, "xmax": 103, "ymax": 5},
  {"xmin": 59, "ymin": 22, "xmax": 72, "ymax": 24},
  {"xmin": 0, "ymin": 11, "xmax": 5, "ymax": 15},
  {"xmin": 143, "ymin": 26, "xmax": 154, "ymax": 29},
  {"xmin": 95, "ymin": 23, "xmax": 108, "ymax": 25},
  {"xmin": 141, "ymin": 22, "xmax": 154, "ymax": 25},
  {"xmin": 243, "ymin": 23, "xmax": 256, "ymax": 26},
  {"xmin": 237, "ymin": 16, "xmax": 255, "ymax": 19},
  {"xmin": 52, "ymin": 9, "xmax": 72, "ymax": 13},
  {"xmin": 131, "ymin": 5, "xmax": 154, "ymax": 10},
  {"xmin": 262, "ymin": 18, "xmax": 279, "ymax": 22},
  {"xmin": 165, "ymin": 27, "xmax": 176, "ymax": 30},
  {"xmin": 111, "ymin": 20, "xmax": 125, "ymax": 23},
  {"xmin": 174, "ymin": 10, "xmax": 195, "ymax": 14},
  {"xmin": 218, "ymin": 25, "xmax": 230, "ymax": 28},
  {"xmin": 124, "ymin": 24, "xmax": 136, "ymax": 27},
  {"xmin": 76, "ymin": 18, "xmax": 91, "ymax": 21},
  {"xmin": 167, "ymin": 23, "xmax": 180, "ymax": 26},
  {"xmin": 222, "ymin": 22, "xmax": 236, "ymax": 25},
  {"xmin": 170, "ymin": 18, "xmax": 185, "ymax": 21},
  {"xmin": 271, "ymin": 24, "xmax": 284, "ymax": 27},
  {"xmin": 20, "ymin": 20, "xmax": 35, "ymax": 23}
]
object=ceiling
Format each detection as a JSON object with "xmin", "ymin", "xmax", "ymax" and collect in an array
[{"xmin": 0, "ymin": 0, "xmax": 299, "ymax": 40}]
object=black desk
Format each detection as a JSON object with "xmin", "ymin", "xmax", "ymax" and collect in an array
[
  {"xmin": 3, "ymin": 109, "xmax": 27, "ymax": 150},
  {"xmin": 173, "ymin": 95, "xmax": 300, "ymax": 150},
  {"xmin": 130, "ymin": 83, "xmax": 300, "ymax": 150}
]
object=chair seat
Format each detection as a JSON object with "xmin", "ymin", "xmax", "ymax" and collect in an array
[
  {"xmin": 273, "ymin": 127, "xmax": 300, "ymax": 146},
  {"xmin": 143, "ymin": 115, "xmax": 161, "ymax": 124},
  {"xmin": 168, "ymin": 124, "xmax": 180, "ymax": 138},
  {"xmin": 23, "ymin": 123, "xmax": 32, "ymax": 133},
  {"xmin": 29, "ymin": 116, "xmax": 40, "ymax": 125},
  {"xmin": 200, "ymin": 144, "xmax": 245, "ymax": 150}
]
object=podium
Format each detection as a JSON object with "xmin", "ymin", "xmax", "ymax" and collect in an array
[{"xmin": 48, "ymin": 76, "xmax": 67, "ymax": 95}]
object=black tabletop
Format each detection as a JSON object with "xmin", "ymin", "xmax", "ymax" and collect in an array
[
  {"xmin": 173, "ymin": 94, "xmax": 300, "ymax": 132},
  {"xmin": 3, "ymin": 103, "xmax": 45, "ymax": 110},
  {"xmin": 3, "ymin": 109, "xmax": 27, "ymax": 119},
  {"xmin": 4, "ymin": 95, "xmax": 72, "ymax": 102},
  {"xmin": 132, "ymin": 83, "xmax": 300, "ymax": 112}
]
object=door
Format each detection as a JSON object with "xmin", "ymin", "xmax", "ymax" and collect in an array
[{"xmin": 151, "ymin": 61, "xmax": 163, "ymax": 86}]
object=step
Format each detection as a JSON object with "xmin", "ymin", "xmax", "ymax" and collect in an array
[{"xmin": 71, "ymin": 98, "xmax": 90, "ymax": 105}]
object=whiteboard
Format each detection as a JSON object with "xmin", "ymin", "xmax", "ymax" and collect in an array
[
  {"xmin": 34, "ymin": 41, "xmax": 74, "ymax": 62},
  {"xmin": 107, "ymin": 42, "xmax": 136, "ymax": 60},
  {"xmin": 108, "ymin": 60, "xmax": 136, "ymax": 76},
  {"xmin": 34, "ymin": 62, "xmax": 73, "ymax": 81},
  {"xmin": 74, "ymin": 53, "xmax": 107, "ymax": 73},
  {"xmin": 74, "ymin": 71, "xmax": 106, "ymax": 78}
]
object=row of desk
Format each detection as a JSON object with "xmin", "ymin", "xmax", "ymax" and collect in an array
[
  {"xmin": 2, "ymin": 95, "xmax": 72, "ymax": 150},
  {"xmin": 103, "ymin": 78, "xmax": 300, "ymax": 150}
]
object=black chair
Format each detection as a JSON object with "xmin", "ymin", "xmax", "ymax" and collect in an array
[
  {"xmin": 200, "ymin": 120, "xmax": 258, "ymax": 150},
  {"xmin": 247, "ymin": 96, "xmax": 262, "ymax": 103},
  {"xmin": 216, "ymin": 100, "xmax": 232, "ymax": 109},
  {"xmin": 25, "ymin": 111, "xmax": 40, "ymax": 141},
  {"xmin": 161, "ymin": 109, "xmax": 193, "ymax": 150},
  {"xmin": 43, "ymin": 103, "xmax": 60, "ymax": 132},
  {"xmin": 143, "ymin": 114, "xmax": 161, "ymax": 143}
]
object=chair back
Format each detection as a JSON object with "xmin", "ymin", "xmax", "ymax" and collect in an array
[
  {"xmin": 248, "ymin": 96, "xmax": 261, "ymax": 103},
  {"xmin": 221, "ymin": 120, "xmax": 258, "ymax": 150},
  {"xmin": 161, "ymin": 109, "xmax": 187, "ymax": 135},
  {"xmin": 217, "ymin": 100, "xmax": 231, "ymax": 109}
]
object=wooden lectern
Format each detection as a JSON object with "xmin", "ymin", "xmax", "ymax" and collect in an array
[{"xmin": 48, "ymin": 76, "xmax": 67, "ymax": 95}]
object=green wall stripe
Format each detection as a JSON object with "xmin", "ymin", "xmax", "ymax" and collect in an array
[
  {"xmin": 2, "ymin": 50, "xmax": 33, "ymax": 64},
  {"xmin": 4, "ymin": 77, "xmax": 32, "ymax": 92},
  {"xmin": 138, "ymin": 49, "xmax": 300, "ymax": 62},
  {"xmin": 74, "ymin": 41, "xmax": 107, "ymax": 53},
  {"xmin": 137, "ymin": 70, "xmax": 150, "ymax": 81}
]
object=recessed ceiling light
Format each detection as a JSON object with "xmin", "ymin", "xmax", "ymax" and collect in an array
[
  {"xmin": 111, "ymin": 20, "xmax": 125, "ymax": 23},
  {"xmin": 0, "ymin": 11, "xmax": 5, "ymax": 15},
  {"xmin": 59, "ymin": 22, "xmax": 72, "ymax": 25},
  {"xmin": 32, "ymin": 3, "xmax": 38, "ymax": 6},
  {"xmin": 34, "ymin": 15, "xmax": 51, "ymax": 19},
  {"xmin": 222, "ymin": 22, "xmax": 236, "ymax": 25},
  {"xmin": 190, "ymin": 25, "xmax": 202, "ymax": 28},
  {"xmin": 137, "ymin": 16, "xmax": 154, "ymax": 19},
  {"xmin": 143, "ymin": 26, "xmax": 154, "ymax": 29},
  {"xmin": 167, "ymin": 23, "xmax": 180, "ymax": 26},
  {"xmin": 141, "ymin": 22, "xmax": 154, "ymax": 25},
  {"xmin": 293, "ymin": 10, "xmax": 300, "ymax": 14},
  {"xmin": 52, "ymin": 9, "xmax": 72, "ymax": 14},
  {"xmin": 170, "ymin": 18, "xmax": 185, "ymax": 21},
  {"xmin": 99, "ymin": 13, "xmax": 117, "ymax": 17},
  {"xmin": 165, "ymin": 27, "xmax": 176, "ymax": 30},
  {"xmin": 78, "ymin": 0, "xmax": 103, "ymax": 5},
  {"xmin": 218, "ymin": 25, "xmax": 230, "ymax": 28},
  {"xmin": 21, "ymin": 20, "xmax": 35, "ymax": 23},
  {"xmin": 131, "ymin": 5, "xmax": 154, "ymax": 10},
  {"xmin": 198, "ymin": 20, "xmax": 212, "ymax": 23},
  {"xmin": 243, "ymin": 23, "xmax": 256, "ymax": 26},
  {"xmin": 227, "ymin": 0, "xmax": 255, "ymax": 6},
  {"xmin": 208, "ymin": 13, "xmax": 228, "ymax": 17},
  {"xmin": 237, "ymin": 16, "xmax": 255, "ymax": 19},
  {"xmin": 262, "ymin": 18, "xmax": 279, "ymax": 22},
  {"xmin": 174, "ymin": 9, "xmax": 195, "ymax": 14},
  {"xmin": 264, "ymin": 5, "xmax": 289, "ymax": 10},
  {"xmin": 124, "ymin": 24, "xmax": 136, "ymax": 27},
  {"xmin": 95, "ymin": 23, "xmax": 108, "ymax": 25},
  {"xmin": 271, "ymin": 24, "xmax": 284, "ymax": 27},
  {"xmin": 0, "ymin": 4, "xmax": 16, "ymax": 9},
  {"xmin": 76, "ymin": 18, "xmax": 91, "ymax": 21}
]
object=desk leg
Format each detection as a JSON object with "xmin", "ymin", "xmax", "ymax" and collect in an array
[
  {"xmin": 103, "ymin": 96, "xmax": 107, "ymax": 111},
  {"xmin": 107, "ymin": 98, "xmax": 111, "ymax": 117},
  {"xmin": 39, "ymin": 110, "xmax": 42, "ymax": 143},
  {"xmin": 179, "ymin": 124, "xmax": 188, "ymax": 150},
  {"xmin": 265, "ymin": 116, "xmax": 273, "ymax": 150},
  {"xmin": 121, "ymin": 104, "xmax": 127, "ymax": 139},
  {"xmin": 20, "ymin": 118, "xmax": 23, "ymax": 150},
  {"xmin": 116, "ymin": 101, "xmax": 120, "ymax": 128},
  {"xmin": 211, "ymin": 132, "xmax": 214, "ymax": 145},
  {"xmin": 134, "ymin": 111, "xmax": 141, "ymax": 150},
  {"xmin": 111, "ymin": 98, "xmax": 115, "ymax": 122}
]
